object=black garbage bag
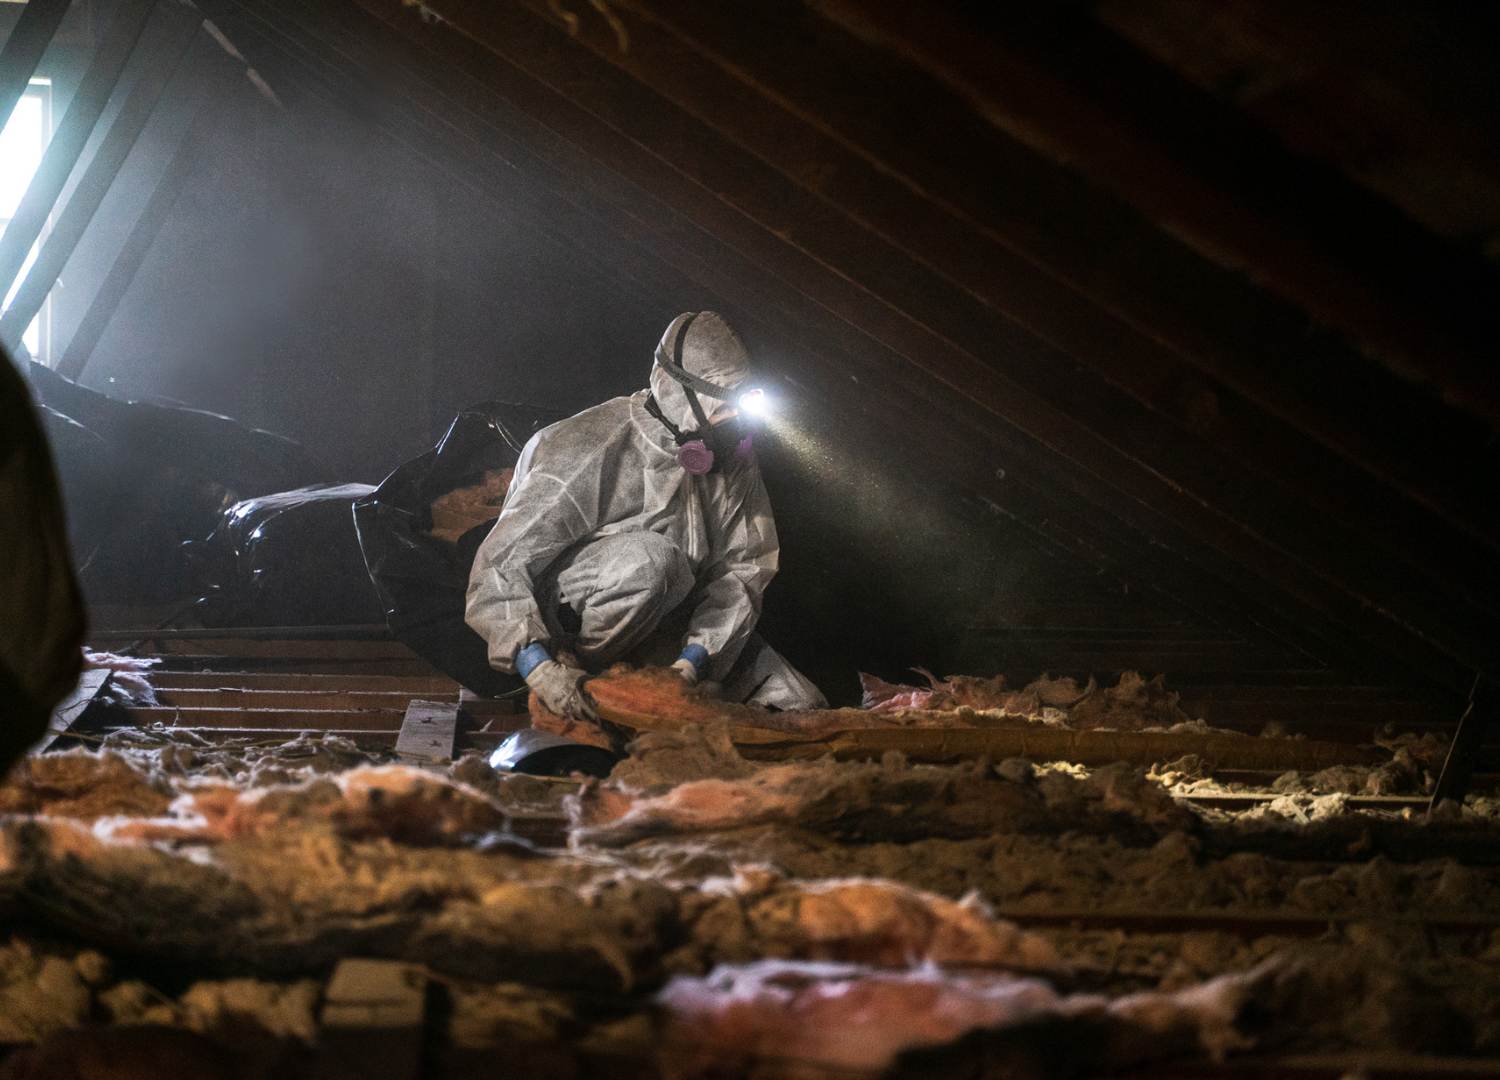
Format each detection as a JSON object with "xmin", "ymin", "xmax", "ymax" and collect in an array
[
  {"xmin": 354, "ymin": 401, "xmax": 562, "ymax": 696},
  {"xmin": 190, "ymin": 483, "xmax": 385, "ymax": 627},
  {"xmin": 24, "ymin": 360, "xmax": 323, "ymax": 602}
]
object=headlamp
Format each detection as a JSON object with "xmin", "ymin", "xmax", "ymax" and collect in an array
[{"xmin": 737, "ymin": 388, "xmax": 772, "ymax": 419}]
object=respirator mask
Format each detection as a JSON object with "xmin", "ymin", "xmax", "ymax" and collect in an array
[{"xmin": 645, "ymin": 313, "xmax": 770, "ymax": 475}]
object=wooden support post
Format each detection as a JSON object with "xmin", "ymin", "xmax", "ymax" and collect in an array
[
  {"xmin": 396, "ymin": 700, "xmax": 458, "ymax": 763},
  {"xmin": 316, "ymin": 959, "xmax": 428, "ymax": 1080},
  {"xmin": 0, "ymin": 6, "xmax": 203, "ymax": 350},
  {"xmin": 1430, "ymin": 676, "xmax": 1493, "ymax": 812},
  {"xmin": 0, "ymin": 0, "xmax": 70, "ymax": 134},
  {"xmin": 0, "ymin": 0, "xmax": 157, "ymax": 304},
  {"xmin": 34, "ymin": 668, "xmax": 109, "ymax": 753}
]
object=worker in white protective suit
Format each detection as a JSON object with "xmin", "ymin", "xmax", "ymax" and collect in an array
[{"xmin": 464, "ymin": 311, "xmax": 827, "ymax": 721}]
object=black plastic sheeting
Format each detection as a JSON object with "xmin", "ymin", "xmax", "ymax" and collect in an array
[
  {"xmin": 355, "ymin": 401, "xmax": 561, "ymax": 696},
  {"xmin": 190, "ymin": 484, "xmax": 384, "ymax": 627},
  {"xmin": 24, "ymin": 360, "xmax": 322, "ymax": 600}
]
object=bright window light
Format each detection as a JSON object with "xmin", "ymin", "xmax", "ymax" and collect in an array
[{"xmin": 0, "ymin": 79, "xmax": 52, "ymax": 361}]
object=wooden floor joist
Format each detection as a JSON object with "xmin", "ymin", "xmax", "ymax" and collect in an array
[
  {"xmin": 86, "ymin": 632, "xmax": 1474, "ymax": 783},
  {"xmin": 148, "ymin": 671, "xmax": 459, "ymax": 693}
]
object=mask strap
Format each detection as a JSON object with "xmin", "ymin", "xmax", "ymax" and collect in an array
[
  {"xmin": 643, "ymin": 392, "xmax": 686, "ymax": 442},
  {"xmin": 670, "ymin": 314, "xmax": 714, "ymax": 431},
  {"xmin": 654, "ymin": 313, "xmax": 737, "ymax": 411}
]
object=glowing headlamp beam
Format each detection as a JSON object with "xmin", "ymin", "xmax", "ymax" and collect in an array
[{"xmin": 738, "ymin": 388, "xmax": 772, "ymax": 418}]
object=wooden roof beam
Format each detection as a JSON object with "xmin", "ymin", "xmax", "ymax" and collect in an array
[
  {"xmin": 0, "ymin": 0, "xmax": 70, "ymax": 134},
  {"xmin": 809, "ymin": 1, "xmax": 1500, "ymax": 431}
]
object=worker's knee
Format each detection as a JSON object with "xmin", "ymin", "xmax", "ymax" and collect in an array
[
  {"xmin": 557, "ymin": 532, "xmax": 695, "ymax": 665},
  {"xmin": 608, "ymin": 531, "xmax": 694, "ymax": 605},
  {"xmin": 554, "ymin": 531, "xmax": 694, "ymax": 617}
]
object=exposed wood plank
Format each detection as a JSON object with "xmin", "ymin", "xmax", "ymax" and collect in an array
[
  {"xmin": 394, "ymin": 700, "xmax": 458, "ymax": 763},
  {"xmin": 1430, "ymin": 677, "xmax": 1493, "ymax": 811},
  {"xmin": 153, "ymin": 688, "xmax": 431, "ymax": 710},
  {"xmin": 89, "ymin": 624, "xmax": 396, "ymax": 641},
  {"xmin": 0, "ymin": 3, "xmax": 204, "ymax": 349},
  {"xmin": 149, "ymin": 636, "xmax": 414, "ymax": 659},
  {"xmin": 0, "ymin": 0, "xmax": 70, "ymax": 134},
  {"xmin": 1180, "ymin": 792, "xmax": 1430, "ymax": 813},
  {"xmin": 1096, "ymin": 2, "xmax": 1500, "ymax": 248},
  {"xmin": 190, "ymin": 0, "xmax": 301, "ymax": 107},
  {"xmin": 208, "ymin": 0, "xmax": 690, "ymax": 324},
  {"xmin": 126, "ymin": 706, "xmax": 409, "ymax": 729},
  {"xmin": 127, "ymin": 727, "xmax": 509, "ymax": 754},
  {"xmin": 0, "ymin": 0, "xmax": 157, "ymax": 302},
  {"xmin": 34, "ymin": 669, "xmax": 110, "ymax": 753},
  {"xmin": 151, "ymin": 656, "xmax": 441, "ymax": 676},
  {"xmin": 148, "ymin": 670, "xmax": 458, "ymax": 693},
  {"xmin": 131, "ymin": 726, "xmax": 411, "ymax": 747},
  {"xmin": 316, "ymin": 959, "xmax": 427, "ymax": 1080}
]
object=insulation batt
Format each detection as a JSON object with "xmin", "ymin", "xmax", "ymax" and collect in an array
[
  {"xmin": 859, "ymin": 669, "xmax": 1194, "ymax": 731},
  {"xmin": 0, "ymin": 824, "xmax": 1063, "ymax": 993},
  {"xmin": 655, "ymin": 959, "xmax": 1265, "ymax": 1076},
  {"xmin": 0, "ymin": 750, "xmax": 172, "ymax": 820},
  {"xmin": 575, "ymin": 668, "xmax": 988, "ymax": 749},
  {"xmin": 859, "ymin": 669, "xmax": 1095, "ymax": 716},
  {"xmin": 2, "ymin": 729, "xmax": 1500, "ymax": 1065},
  {"xmin": 0, "ymin": 940, "xmax": 106, "ymax": 1042},
  {"xmin": 732, "ymin": 874, "xmax": 1061, "ymax": 971},
  {"xmin": 0, "ymin": 814, "xmax": 683, "ymax": 991},
  {"xmin": 99, "ymin": 765, "xmax": 509, "ymax": 846},
  {"xmin": 570, "ymin": 736, "xmax": 1192, "ymax": 846}
]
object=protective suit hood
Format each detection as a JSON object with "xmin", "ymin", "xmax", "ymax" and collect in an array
[{"xmin": 649, "ymin": 311, "xmax": 751, "ymax": 434}]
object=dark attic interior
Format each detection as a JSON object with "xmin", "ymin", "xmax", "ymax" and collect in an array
[{"xmin": 3, "ymin": 0, "xmax": 1500, "ymax": 1076}]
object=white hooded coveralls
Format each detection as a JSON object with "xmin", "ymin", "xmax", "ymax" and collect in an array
[{"xmin": 464, "ymin": 312, "xmax": 825, "ymax": 709}]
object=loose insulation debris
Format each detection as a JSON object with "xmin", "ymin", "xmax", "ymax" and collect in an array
[
  {"xmin": 82, "ymin": 649, "xmax": 160, "ymax": 707},
  {"xmin": 0, "ymin": 665, "xmax": 1496, "ymax": 1075},
  {"xmin": 655, "ymin": 958, "xmax": 1265, "ymax": 1076},
  {"xmin": 859, "ymin": 668, "xmax": 1193, "ymax": 731}
]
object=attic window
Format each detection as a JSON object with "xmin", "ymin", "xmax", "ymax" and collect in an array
[{"xmin": 0, "ymin": 78, "xmax": 51, "ymax": 361}]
